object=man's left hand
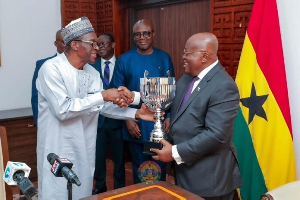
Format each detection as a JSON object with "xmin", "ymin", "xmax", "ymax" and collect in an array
[
  {"xmin": 135, "ymin": 103, "xmax": 155, "ymax": 122},
  {"xmin": 151, "ymin": 139, "xmax": 174, "ymax": 162}
]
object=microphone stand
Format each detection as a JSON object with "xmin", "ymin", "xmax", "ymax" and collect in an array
[
  {"xmin": 67, "ymin": 180, "xmax": 72, "ymax": 200},
  {"xmin": 19, "ymin": 190, "xmax": 26, "ymax": 200}
]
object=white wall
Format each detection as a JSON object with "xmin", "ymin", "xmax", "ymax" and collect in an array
[
  {"xmin": 0, "ymin": 0, "xmax": 61, "ymax": 119},
  {"xmin": 277, "ymin": 0, "xmax": 300, "ymax": 178}
]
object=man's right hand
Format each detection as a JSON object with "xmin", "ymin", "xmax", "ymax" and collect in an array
[
  {"xmin": 126, "ymin": 120, "xmax": 141, "ymax": 138},
  {"xmin": 101, "ymin": 87, "xmax": 133, "ymax": 107},
  {"xmin": 151, "ymin": 139, "xmax": 174, "ymax": 162}
]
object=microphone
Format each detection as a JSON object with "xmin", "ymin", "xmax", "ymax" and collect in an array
[
  {"xmin": 3, "ymin": 161, "xmax": 38, "ymax": 199},
  {"xmin": 47, "ymin": 153, "xmax": 81, "ymax": 186}
]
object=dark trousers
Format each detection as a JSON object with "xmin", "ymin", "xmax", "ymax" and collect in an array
[
  {"xmin": 128, "ymin": 141, "xmax": 166, "ymax": 184},
  {"xmin": 203, "ymin": 190, "xmax": 235, "ymax": 200},
  {"xmin": 94, "ymin": 124, "xmax": 125, "ymax": 191}
]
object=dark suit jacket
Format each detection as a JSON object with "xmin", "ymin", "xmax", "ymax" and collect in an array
[
  {"xmin": 169, "ymin": 62, "xmax": 242, "ymax": 197},
  {"xmin": 91, "ymin": 58, "xmax": 122, "ymax": 129},
  {"xmin": 31, "ymin": 54, "xmax": 56, "ymax": 126}
]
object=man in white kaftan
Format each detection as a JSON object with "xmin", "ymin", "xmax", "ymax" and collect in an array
[{"xmin": 36, "ymin": 17, "xmax": 152, "ymax": 200}]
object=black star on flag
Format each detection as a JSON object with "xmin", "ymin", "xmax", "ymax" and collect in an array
[{"xmin": 240, "ymin": 83, "xmax": 269, "ymax": 124}]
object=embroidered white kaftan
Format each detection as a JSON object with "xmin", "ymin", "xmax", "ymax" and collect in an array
[{"xmin": 36, "ymin": 53, "xmax": 138, "ymax": 200}]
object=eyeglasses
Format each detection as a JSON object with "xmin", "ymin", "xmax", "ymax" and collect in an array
[
  {"xmin": 183, "ymin": 49, "xmax": 207, "ymax": 56},
  {"xmin": 133, "ymin": 30, "xmax": 154, "ymax": 39},
  {"xmin": 97, "ymin": 42, "xmax": 108, "ymax": 47},
  {"xmin": 74, "ymin": 40, "xmax": 99, "ymax": 48}
]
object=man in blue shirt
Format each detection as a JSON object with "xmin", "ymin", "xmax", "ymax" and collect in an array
[{"xmin": 114, "ymin": 19, "xmax": 175, "ymax": 184}]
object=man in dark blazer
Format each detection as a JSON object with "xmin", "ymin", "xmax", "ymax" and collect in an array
[
  {"xmin": 91, "ymin": 33, "xmax": 125, "ymax": 194},
  {"xmin": 31, "ymin": 30, "xmax": 65, "ymax": 126},
  {"xmin": 151, "ymin": 32, "xmax": 242, "ymax": 199}
]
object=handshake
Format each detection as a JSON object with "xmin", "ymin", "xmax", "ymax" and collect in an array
[
  {"xmin": 101, "ymin": 86, "xmax": 136, "ymax": 107},
  {"xmin": 101, "ymin": 86, "xmax": 158, "ymax": 122}
]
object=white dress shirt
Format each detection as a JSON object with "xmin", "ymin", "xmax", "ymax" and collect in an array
[{"xmin": 101, "ymin": 56, "xmax": 116, "ymax": 82}]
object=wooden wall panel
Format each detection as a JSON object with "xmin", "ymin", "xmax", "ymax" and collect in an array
[
  {"xmin": 214, "ymin": 0, "xmax": 251, "ymax": 7},
  {"xmin": 214, "ymin": 0, "xmax": 232, "ymax": 7},
  {"xmin": 62, "ymin": 0, "xmax": 124, "ymax": 56},
  {"xmin": 96, "ymin": 0, "xmax": 113, "ymax": 35},
  {"xmin": 213, "ymin": 7, "xmax": 232, "ymax": 44},
  {"xmin": 61, "ymin": 0, "xmax": 97, "ymax": 33},
  {"xmin": 218, "ymin": 45, "xmax": 232, "ymax": 74},
  {"xmin": 62, "ymin": 1, "xmax": 80, "ymax": 25},
  {"xmin": 81, "ymin": 1, "xmax": 97, "ymax": 28},
  {"xmin": 96, "ymin": 0, "xmax": 125, "ymax": 56},
  {"xmin": 211, "ymin": 0, "xmax": 254, "ymax": 79},
  {"xmin": 0, "ymin": 117, "xmax": 38, "ymax": 182},
  {"xmin": 232, "ymin": 0, "xmax": 254, "ymax": 5},
  {"xmin": 233, "ymin": 4, "xmax": 252, "ymax": 43}
]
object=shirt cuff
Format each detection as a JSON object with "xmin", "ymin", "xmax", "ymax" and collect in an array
[
  {"xmin": 89, "ymin": 92, "xmax": 105, "ymax": 111},
  {"xmin": 132, "ymin": 91, "xmax": 140, "ymax": 105},
  {"xmin": 99, "ymin": 103, "xmax": 137, "ymax": 120},
  {"xmin": 172, "ymin": 145, "xmax": 185, "ymax": 165}
]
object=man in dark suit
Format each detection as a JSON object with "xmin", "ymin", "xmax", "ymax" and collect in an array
[
  {"xmin": 91, "ymin": 33, "xmax": 125, "ymax": 194},
  {"xmin": 151, "ymin": 32, "xmax": 242, "ymax": 199},
  {"xmin": 31, "ymin": 30, "xmax": 65, "ymax": 126}
]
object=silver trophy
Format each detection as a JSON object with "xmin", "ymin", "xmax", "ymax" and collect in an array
[{"xmin": 140, "ymin": 70, "xmax": 176, "ymax": 155}]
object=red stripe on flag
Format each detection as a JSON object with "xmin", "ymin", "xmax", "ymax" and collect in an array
[{"xmin": 247, "ymin": 0, "xmax": 292, "ymax": 137}]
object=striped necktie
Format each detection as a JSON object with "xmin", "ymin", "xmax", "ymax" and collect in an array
[{"xmin": 104, "ymin": 61, "xmax": 110, "ymax": 87}]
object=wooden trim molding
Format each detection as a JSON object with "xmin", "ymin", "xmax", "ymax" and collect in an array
[{"xmin": 0, "ymin": 126, "xmax": 13, "ymax": 200}]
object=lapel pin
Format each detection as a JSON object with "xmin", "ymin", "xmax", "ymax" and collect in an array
[{"xmin": 197, "ymin": 87, "xmax": 200, "ymax": 91}]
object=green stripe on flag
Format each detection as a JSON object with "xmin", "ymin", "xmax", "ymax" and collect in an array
[{"xmin": 233, "ymin": 108, "xmax": 267, "ymax": 200}]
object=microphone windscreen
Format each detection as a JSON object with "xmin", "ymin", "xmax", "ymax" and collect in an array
[
  {"xmin": 3, "ymin": 162, "xmax": 31, "ymax": 185},
  {"xmin": 47, "ymin": 153, "xmax": 59, "ymax": 165}
]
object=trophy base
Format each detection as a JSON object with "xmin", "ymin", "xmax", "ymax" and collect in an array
[{"xmin": 143, "ymin": 142, "xmax": 163, "ymax": 156}]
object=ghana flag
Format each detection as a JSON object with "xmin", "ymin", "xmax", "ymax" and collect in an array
[{"xmin": 233, "ymin": 0, "xmax": 297, "ymax": 199}]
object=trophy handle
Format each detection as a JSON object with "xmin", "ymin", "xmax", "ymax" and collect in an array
[
  {"xmin": 167, "ymin": 70, "xmax": 171, "ymax": 77},
  {"xmin": 144, "ymin": 70, "xmax": 149, "ymax": 79}
]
